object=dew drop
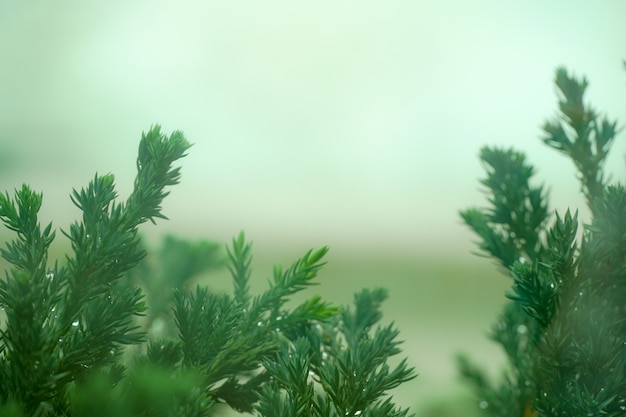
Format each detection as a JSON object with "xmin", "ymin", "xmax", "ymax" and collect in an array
[
  {"xmin": 479, "ymin": 400, "xmax": 488, "ymax": 409},
  {"xmin": 46, "ymin": 271, "xmax": 54, "ymax": 280},
  {"xmin": 516, "ymin": 324, "xmax": 528, "ymax": 335},
  {"xmin": 72, "ymin": 320, "xmax": 79, "ymax": 327}
]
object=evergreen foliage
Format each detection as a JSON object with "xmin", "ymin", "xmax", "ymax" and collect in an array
[
  {"xmin": 459, "ymin": 67, "xmax": 625, "ymax": 416},
  {"xmin": 0, "ymin": 126, "xmax": 415, "ymax": 416}
]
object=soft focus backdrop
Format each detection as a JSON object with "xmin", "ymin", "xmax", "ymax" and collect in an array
[{"xmin": 1, "ymin": 0, "xmax": 625, "ymax": 413}]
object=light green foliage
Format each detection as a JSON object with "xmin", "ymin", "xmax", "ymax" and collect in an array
[
  {"xmin": 0, "ymin": 125, "xmax": 415, "ymax": 416},
  {"xmin": 542, "ymin": 68, "xmax": 618, "ymax": 212},
  {"xmin": 129, "ymin": 235, "xmax": 223, "ymax": 339},
  {"xmin": 459, "ymin": 67, "xmax": 625, "ymax": 416}
]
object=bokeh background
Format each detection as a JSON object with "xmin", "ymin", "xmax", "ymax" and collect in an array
[{"xmin": 1, "ymin": 1, "xmax": 625, "ymax": 414}]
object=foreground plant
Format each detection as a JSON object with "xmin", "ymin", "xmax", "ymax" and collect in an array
[
  {"xmin": 459, "ymin": 67, "xmax": 625, "ymax": 416},
  {"xmin": 0, "ymin": 126, "xmax": 415, "ymax": 416}
]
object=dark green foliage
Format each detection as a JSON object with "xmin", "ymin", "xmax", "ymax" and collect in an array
[
  {"xmin": 160, "ymin": 234, "xmax": 415, "ymax": 415},
  {"xmin": 68, "ymin": 364, "xmax": 212, "ymax": 417},
  {"xmin": 460, "ymin": 147, "xmax": 550, "ymax": 269},
  {"xmin": 459, "ymin": 67, "xmax": 625, "ymax": 416},
  {"xmin": 256, "ymin": 288, "xmax": 416, "ymax": 417},
  {"xmin": 0, "ymin": 125, "xmax": 190, "ymax": 416},
  {"xmin": 169, "ymin": 235, "xmax": 337, "ymax": 406},
  {"xmin": 0, "ymin": 125, "xmax": 415, "ymax": 416}
]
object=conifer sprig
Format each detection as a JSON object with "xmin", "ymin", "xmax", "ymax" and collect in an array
[
  {"xmin": 461, "ymin": 147, "xmax": 549, "ymax": 269},
  {"xmin": 0, "ymin": 125, "xmax": 190, "ymax": 415},
  {"xmin": 542, "ymin": 67, "xmax": 619, "ymax": 212},
  {"xmin": 257, "ymin": 287, "xmax": 416, "ymax": 417},
  {"xmin": 0, "ymin": 185, "xmax": 55, "ymax": 275},
  {"xmin": 227, "ymin": 232, "xmax": 252, "ymax": 306},
  {"xmin": 169, "ymin": 232, "xmax": 338, "ymax": 413},
  {"xmin": 129, "ymin": 126, "xmax": 190, "ymax": 224},
  {"xmin": 459, "ymin": 66, "xmax": 625, "ymax": 417}
]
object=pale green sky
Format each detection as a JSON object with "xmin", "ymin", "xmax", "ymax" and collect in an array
[{"xmin": 0, "ymin": 0, "xmax": 625, "ymax": 255}]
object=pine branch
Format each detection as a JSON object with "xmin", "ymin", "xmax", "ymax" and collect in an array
[
  {"xmin": 227, "ymin": 231, "xmax": 252, "ymax": 306},
  {"xmin": 542, "ymin": 67, "xmax": 620, "ymax": 212},
  {"xmin": 506, "ymin": 261, "xmax": 558, "ymax": 330},
  {"xmin": 0, "ymin": 185, "xmax": 55, "ymax": 274},
  {"xmin": 170, "ymin": 233, "xmax": 339, "ymax": 413},
  {"xmin": 0, "ymin": 125, "xmax": 190, "ymax": 415},
  {"xmin": 460, "ymin": 65, "xmax": 626, "ymax": 417},
  {"xmin": 460, "ymin": 147, "xmax": 549, "ymax": 269},
  {"xmin": 258, "ymin": 288, "xmax": 416, "ymax": 417}
]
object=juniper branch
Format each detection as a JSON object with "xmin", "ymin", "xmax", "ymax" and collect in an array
[{"xmin": 0, "ymin": 125, "xmax": 190, "ymax": 415}]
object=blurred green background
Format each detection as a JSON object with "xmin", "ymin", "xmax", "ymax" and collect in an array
[{"xmin": 1, "ymin": 0, "xmax": 625, "ymax": 414}]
